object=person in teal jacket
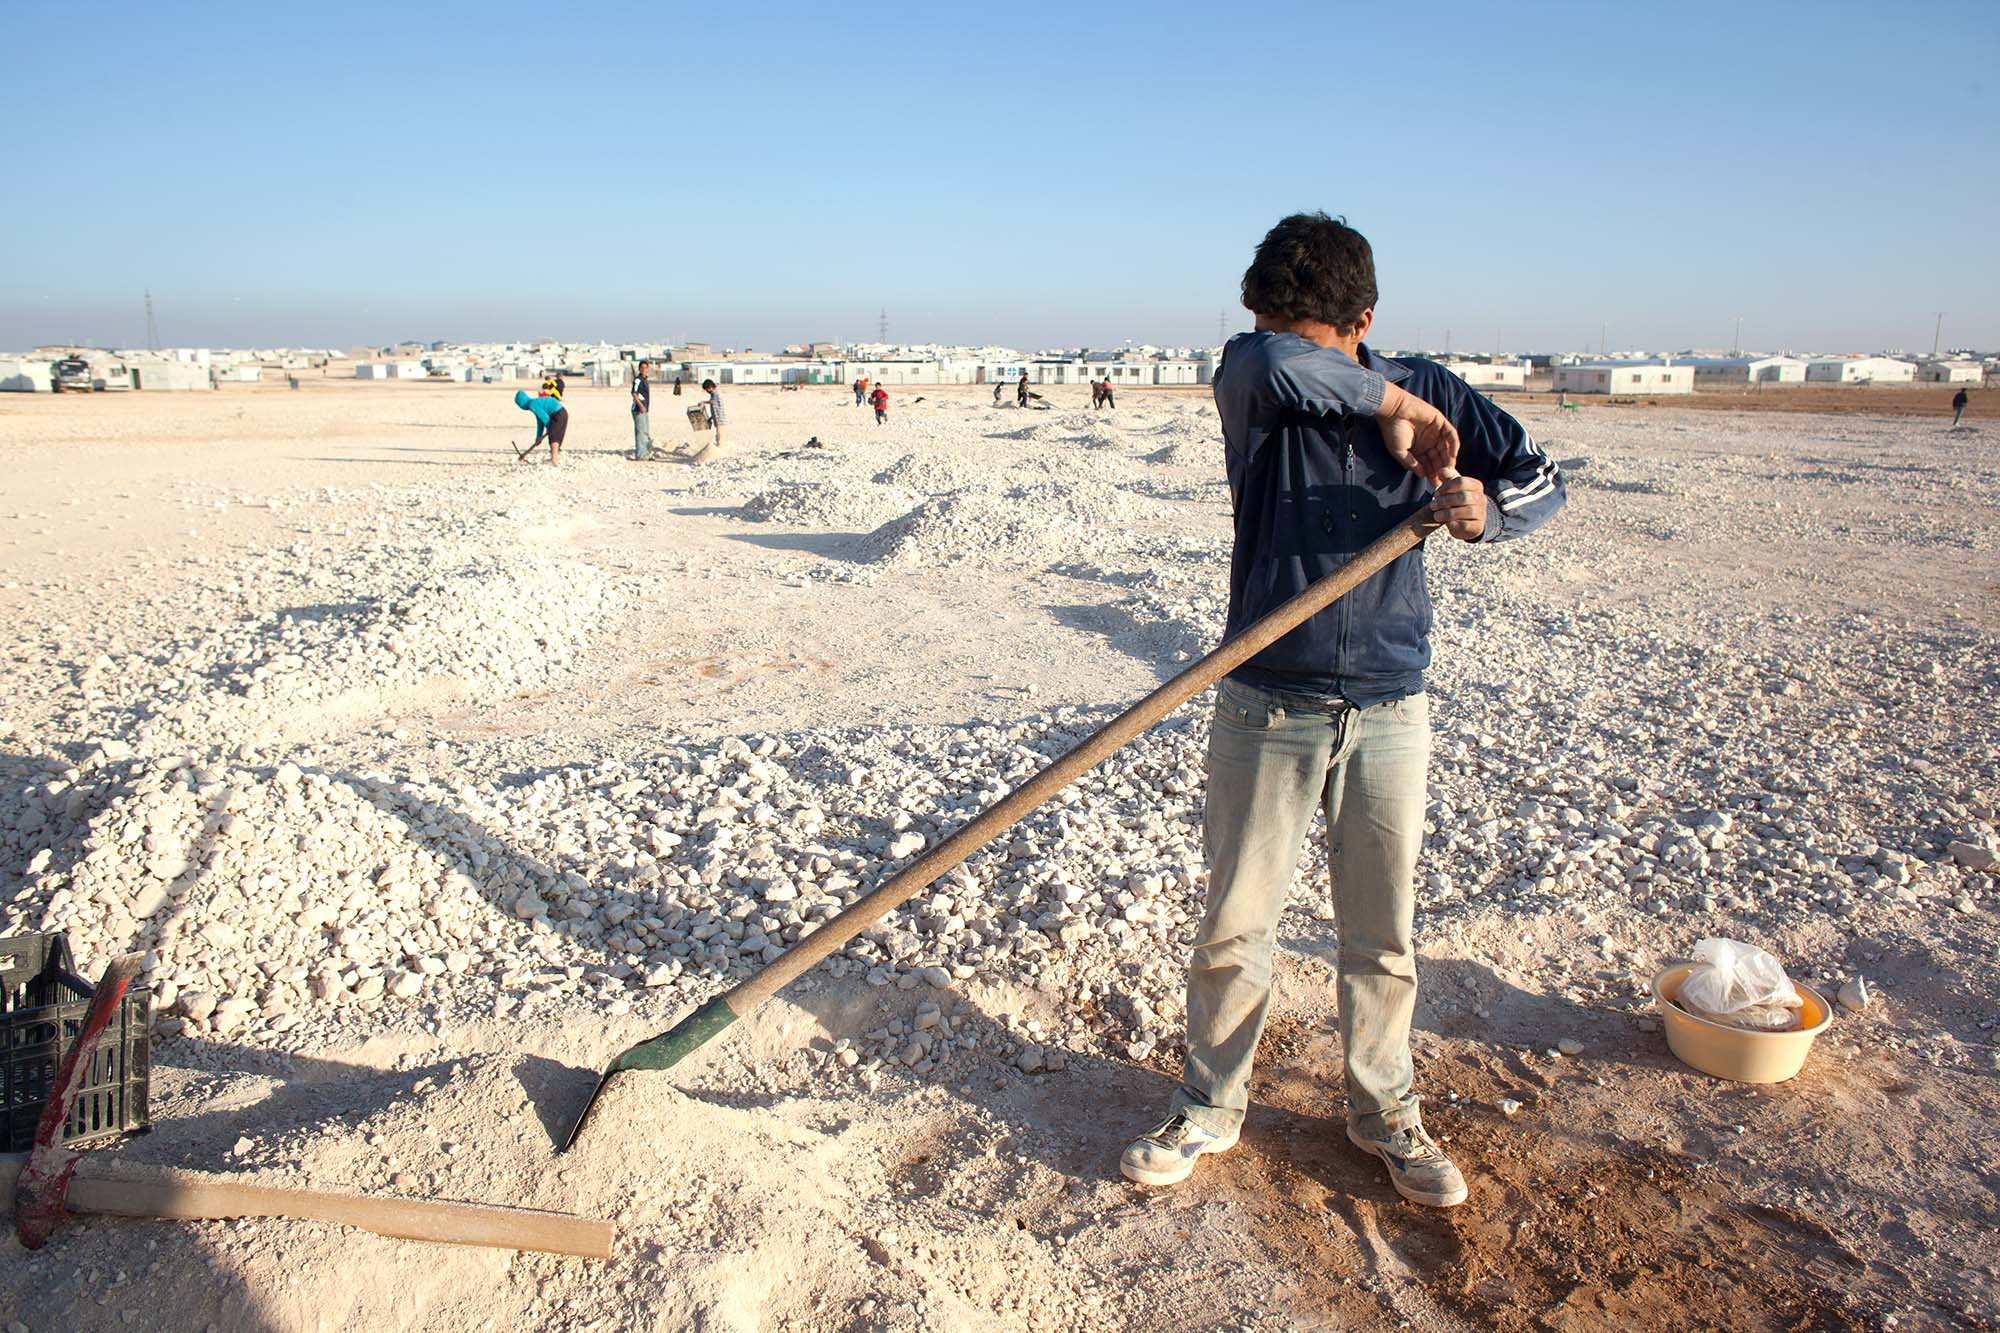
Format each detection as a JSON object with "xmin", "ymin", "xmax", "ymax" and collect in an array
[{"xmin": 514, "ymin": 388, "xmax": 568, "ymax": 465}]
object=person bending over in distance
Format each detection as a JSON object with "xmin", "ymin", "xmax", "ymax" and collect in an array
[
  {"xmin": 1120, "ymin": 211, "xmax": 1565, "ymax": 1209},
  {"xmin": 514, "ymin": 388, "xmax": 568, "ymax": 465}
]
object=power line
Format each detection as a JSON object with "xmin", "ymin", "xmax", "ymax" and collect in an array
[
  {"xmin": 879, "ymin": 307, "xmax": 888, "ymax": 343},
  {"xmin": 145, "ymin": 289, "xmax": 159, "ymax": 352}
]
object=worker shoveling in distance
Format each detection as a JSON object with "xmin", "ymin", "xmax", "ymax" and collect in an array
[
  {"xmin": 513, "ymin": 388, "xmax": 568, "ymax": 465},
  {"xmin": 1118, "ymin": 211, "xmax": 1566, "ymax": 1207},
  {"xmin": 686, "ymin": 378, "xmax": 724, "ymax": 464}
]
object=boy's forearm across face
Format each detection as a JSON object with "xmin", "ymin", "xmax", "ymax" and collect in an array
[{"xmin": 1376, "ymin": 384, "xmax": 1460, "ymax": 484}]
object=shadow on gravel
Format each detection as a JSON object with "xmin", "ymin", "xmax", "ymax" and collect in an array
[
  {"xmin": 1412, "ymin": 956, "xmax": 1686, "ymax": 1076},
  {"xmin": 29, "ymin": 1036, "xmax": 478, "ymax": 1333},
  {"xmin": 123, "ymin": 1037, "xmax": 474, "ymax": 1153},
  {"xmin": 883, "ymin": 974, "xmax": 1881, "ymax": 1329},
  {"xmin": 723, "ymin": 530, "xmax": 870, "ymax": 559},
  {"xmin": 513, "ymin": 1052, "xmax": 607, "ymax": 1145},
  {"xmin": 1045, "ymin": 602, "xmax": 1193, "ymax": 681}
]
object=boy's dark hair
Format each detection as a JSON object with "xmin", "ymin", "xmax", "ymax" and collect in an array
[
  {"xmin": 1241, "ymin": 211, "xmax": 1378, "ymax": 331},
  {"xmin": 701, "ymin": 379, "xmax": 716, "ymax": 390}
]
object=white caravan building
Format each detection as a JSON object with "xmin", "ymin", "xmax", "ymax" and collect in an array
[
  {"xmin": 978, "ymin": 360, "xmax": 1031, "ymax": 385},
  {"xmin": 1917, "ymin": 361, "xmax": 1981, "ymax": 383},
  {"xmin": 0, "ymin": 359, "xmax": 53, "ymax": 392},
  {"xmin": 126, "ymin": 358, "xmax": 211, "ymax": 390},
  {"xmin": 1151, "ymin": 359, "xmax": 1210, "ymax": 385},
  {"xmin": 1683, "ymin": 356, "xmax": 1808, "ymax": 385},
  {"xmin": 1553, "ymin": 362, "xmax": 1694, "ymax": 395},
  {"xmin": 1097, "ymin": 361, "xmax": 1153, "ymax": 387},
  {"xmin": 1028, "ymin": 358, "xmax": 1090, "ymax": 386},
  {"xmin": 841, "ymin": 359, "xmax": 951, "ymax": 386},
  {"xmin": 360, "ymin": 361, "xmax": 430, "ymax": 380},
  {"xmin": 1804, "ymin": 356, "xmax": 1916, "ymax": 384},
  {"xmin": 685, "ymin": 358, "xmax": 847, "ymax": 385},
  {"xmin": 1443, "ymin": 362, "xmax": 1528, "ymax": 389}
]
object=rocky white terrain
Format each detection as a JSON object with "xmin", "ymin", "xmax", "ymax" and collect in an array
[{"xmin": 0, "ymin": 382, "xmax": 1993, "ymax": 1330}]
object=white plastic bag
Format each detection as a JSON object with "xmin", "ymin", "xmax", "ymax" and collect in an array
[{"xmin": 1677, "ymin": 938, "xmax": 1804, "ymax": 1032}]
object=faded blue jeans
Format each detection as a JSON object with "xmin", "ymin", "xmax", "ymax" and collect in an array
[
  {"xmin": 1173, "ymin": 678, "xmax": 1430, "ymax": 1139},
  {"xmin": 632, "ymin": 407, "xmax": 652, "ymax": 460}
]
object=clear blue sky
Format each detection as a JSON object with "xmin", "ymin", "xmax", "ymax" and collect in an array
[{"xmin": 6, "ymin": 1, "xmax": 1995, "ymax": 355}]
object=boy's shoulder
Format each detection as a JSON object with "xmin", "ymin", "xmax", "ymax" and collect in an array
[
  {"xmin": 1219, "ymin": 330, "xmax": 1341, "ymax": 379},
  {"xmin": 1379, "ymin": 353, "xmax": 1454, "ymax": 394}
]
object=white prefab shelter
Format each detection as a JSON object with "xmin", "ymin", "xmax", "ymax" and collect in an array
[
  {"xmin": 1443, "ymin": 362, "xmax": 1528, "ymax": 389},
  {"xmin": 978, "ymin": 361, "xmax": 1030, "ymax": 385},
  {"xmin": 682, "ymin": 359, "xmax": 741, "ymax": 385},
  {"xmin": 835, "ymin": 359, "xmax": 947, "ymax": 386},
  {"xmin": 1917, "ymin": 361, "xmax": 1981, "ymax": 383},
  {"xmin": 1686, "ymin": 356, "xmax": 1807, "ymax": 384},
  {"xmin": 1804, "ymin": 357, "xmax": 1915, "ymax": 384},
  {"xmin": 1553, "ymin": 362, "xmax": 1694, "ymax": 395},
  {"xmin": 1151, "ymin": 359, "xmax": 1209, "ymax": 385},
  {"xmin": 355, "ymin": 362, "xmax": 390, "ymax": 379},
  {"xmin": 128, "ymin": 360, "xmax": 211, "ymax": 390},
  {"xmin": 1080, "ymin": 361, "xmax": 1154, "ymax": 387},
  {"xmin": 0, "ymin": 359, "xmax": 54, "ymax": 392},
  {"xmin": 1027, "ymin": 359, "xmax": 1089, "ymax": 386}
]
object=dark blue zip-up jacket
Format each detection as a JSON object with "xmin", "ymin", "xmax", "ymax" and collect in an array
[{"xmin": 1215, "ymin": 332, "xmax": 1565, "ymax": 706}]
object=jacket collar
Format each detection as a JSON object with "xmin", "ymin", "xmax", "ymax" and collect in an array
[{"xmin": 1357, "ymin": 342, "xmax": 1412, "ymax": 384}]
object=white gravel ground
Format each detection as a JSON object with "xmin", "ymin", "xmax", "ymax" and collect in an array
[{"xmin": 0, "ymin": 381, "xmax": 1993, "ymax": 1331}]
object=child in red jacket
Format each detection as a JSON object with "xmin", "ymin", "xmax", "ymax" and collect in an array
[{"xmin": 869, "ymin": 384, "xmax": 889, "ymax": 424}]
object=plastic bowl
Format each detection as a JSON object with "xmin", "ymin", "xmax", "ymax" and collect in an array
[{"xmin": 1651, "ymin": 963, "xmax": 1831, "ymax": 1083}]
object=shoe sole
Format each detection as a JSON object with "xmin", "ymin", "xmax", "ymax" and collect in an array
[
  {"xmin": 1119, "ymin": 1132, "xmax": 1240, "ymax": 1187},
  {"xmin": 1346, "ymin": 1127, "xmax": 1468, "ymax": 1208}
]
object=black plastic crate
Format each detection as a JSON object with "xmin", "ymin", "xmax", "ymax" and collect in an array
[{"xmin": 0, "ymin": 933, "xmax": 151, "ymax": 1152}]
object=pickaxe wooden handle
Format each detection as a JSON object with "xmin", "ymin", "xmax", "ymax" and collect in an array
[
  {"xmin": 2, "ymin": 1156, "xmax": 615, "ymax": 1259},
  {"xmin": 9, "ymin": 957, "xmax": 615, "ymax": 1258}
]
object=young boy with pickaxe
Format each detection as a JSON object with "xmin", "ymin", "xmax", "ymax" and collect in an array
[{"xmin": 1121, "ymin": 211, "xmax": 1565, "ymax": 1207}]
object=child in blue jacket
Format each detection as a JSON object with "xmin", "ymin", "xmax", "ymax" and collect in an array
[{"xmin": 514, "ymin": 389, "xmax": 568, "ymax": 465}]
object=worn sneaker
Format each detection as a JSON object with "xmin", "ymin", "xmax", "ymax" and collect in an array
[
  {"xmin": 1346, "ymin": 1121, "xmax": 1469, "ymax": 1207},
  {"xmin": 1120, "ymin": 1113, "xmax": 1240, "ymax": 1187}
]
